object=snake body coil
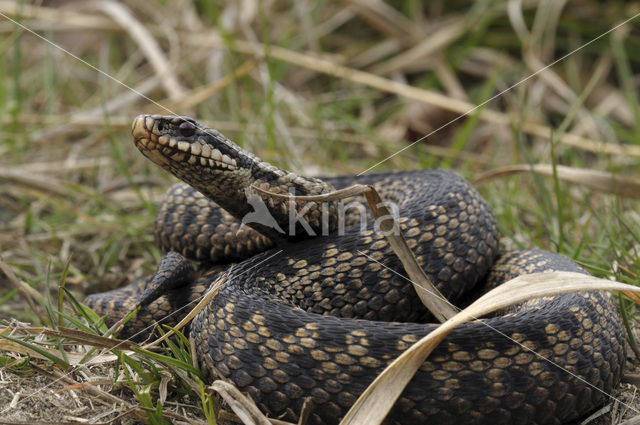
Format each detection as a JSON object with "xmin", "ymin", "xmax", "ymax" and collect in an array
[{"xmin": 86, "ymin": 115, "xmax": 625, "ymax": 425}]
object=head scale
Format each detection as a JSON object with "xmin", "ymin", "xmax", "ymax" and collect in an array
[{"xmin": 131, "ymin": 114, "xmax": 254, "ymax": 174}]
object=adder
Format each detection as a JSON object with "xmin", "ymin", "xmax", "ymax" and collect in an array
[{"xmin": 86, "ymin": 114, "xmax": 625, "ymax": 425}]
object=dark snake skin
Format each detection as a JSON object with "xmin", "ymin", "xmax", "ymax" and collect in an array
[{"xmin": 85, "ymin": 115, "xmax": 625, "ymax": 425}]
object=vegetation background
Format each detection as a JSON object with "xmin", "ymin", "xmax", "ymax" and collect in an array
[{"xmin": 1, "ymin": 0, "xmax": 640, "ymax": 423}]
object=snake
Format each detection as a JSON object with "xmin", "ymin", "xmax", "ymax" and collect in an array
[{"xmin": 85, "ymin": 114, "xmax": 625, "ymax": 425}]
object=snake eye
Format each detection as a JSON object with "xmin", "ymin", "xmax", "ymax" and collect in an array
[{"xmin": 178, "ymin": 121, "xmax": 196, "ymax": 137}]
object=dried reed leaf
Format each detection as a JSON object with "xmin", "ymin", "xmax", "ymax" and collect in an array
[
  {"xmin": 209, "ymin": 380, "xmax": 272, "ymax": 425},
  {"xmin": 473, "ymin": 164, "xmax": 640, "ymax": 199},
  {"xmin": 340, "ymin": 271, "xmax": 640, "ymax": 425},
  {"xmin": 360, "ymin": 188, "xmax": 456, "ymax": 322}
]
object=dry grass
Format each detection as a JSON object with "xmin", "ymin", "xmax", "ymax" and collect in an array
[{"xmin": 1, "ymin": 0, "xmax": 640, "ymax": 424}]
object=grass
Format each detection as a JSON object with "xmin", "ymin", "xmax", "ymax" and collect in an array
[{"xmin": 1, "ymin": 0, "xmax": 640, "ymax": 423}]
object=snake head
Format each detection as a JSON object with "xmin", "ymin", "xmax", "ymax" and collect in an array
[
  {"xmin": 131, "ymin": 114, "xmax": 337, "ymax": 242},
  {"xmin": 131, "ymin": 114, "xmax": 254, "ymax": 174}
]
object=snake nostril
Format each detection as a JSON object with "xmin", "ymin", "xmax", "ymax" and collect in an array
[
  {"xmin": 179, "ymin": 121, "xmax": 196, "ymax": 137},
  {"xmin": 157, "ymin": 121, "xmax": 164, "ymax": 131}
]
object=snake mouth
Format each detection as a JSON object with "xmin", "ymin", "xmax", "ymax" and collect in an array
[{"xmin": 132, "ymin": 114, "xmax": 239, "ymax": 171}]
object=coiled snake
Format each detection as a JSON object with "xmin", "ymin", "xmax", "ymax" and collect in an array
[{"xmin": 86, "ymin": 115, "xmax": 625, "ymax": 425}]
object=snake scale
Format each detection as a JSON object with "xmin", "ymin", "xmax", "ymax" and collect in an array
[{"xmin": 85, "ymin": 114, "xmax": 625, "ymax": 425}]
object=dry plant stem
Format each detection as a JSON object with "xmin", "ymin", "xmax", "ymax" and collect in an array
[
  {"xmin": 0, "ymin": 0, "xmax": 115, "ymax": 30},
  {"xmin": 580, "ymin": 404, "xmax": 612, "ymax": 425},
  {"xmin": 142, "ymin": 275, "xmax": 227, "ymax": 349},
  {"xmin": 621, "ymin": 290, "xmax": 640, "ymax": 306},
  {"xmin": 0, "ymin": 337, "xmax": 61, "ymax": 363},
  {"xmin": 2, "ymin": 158, "xmax": 111, "ymax": 175},
  {"xmin": 618, "ymin": 413, "xmax": 640, "ymax": 425},
  {"xmin": 1, "ymin": 2, "xmax": 638, "ymax": 157},
  {"xmin": 153, "ymin": 60, "xmax": 259, "ymax": 112},
  {"xmin": 472, "ymin": 164, "xmax": 640, "ymax": 199},
  {"xmin": 340, "ymin": 272, "xmax": 640, "ymax": 425},
  {"xmin": 84, "ymin": 0, "xmax": 185, "ymax": 99},
  {"xmin": 189, "ymin": 35, "xmax": 640, "ymax": 158},
  {"xmin": 23, "ymin": 77, "xmax": 161, "ymax": 144},
  {"xmin": 209, "ymin": 380, "xmax": 273, "ymax": 425},
  {"xmin": 0, "ymin": 169, "xmax": 76, "ymax": 198},
  {"xmin": 338, "ymin": 0, "xmax": 421, "ymax": 42},
  {"xmin": 47, "ymin": 327, "xmax": 136, "ymax": 350},
  {"xmin": 297, "ymin": 398, "xmax": 312, "ymax": 425},
  {"xmin": 0, "ymin": 114, "xmax": 368, "ymax": 148},
  {"xmin": 0, "ymin": 113, "xmax": 491, "ymax": 166},
  {"xmin": 44, "ymin": 366, "xmax": 131, "ymax": 408},
  {"xmin": 522, "ymin": 0, "xmax": 615, "ymax": 141},
  {"xmin": 0, "ymin": 327, "xmax": 131, "ymax": 365},
  {"xmin": 250, "ymin": 184, "xmax": 457, "ymax": 322},
  {"xmin": 0, "ymin": 257, "xmax": 42, "ymax": 315},
  {"xmin": 76, "ymin": 76, "xmax": 162, "ymax": 120},
  {"xmin": 371, "ymin": 21, "xmax": 465, "ymax": 76}
]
